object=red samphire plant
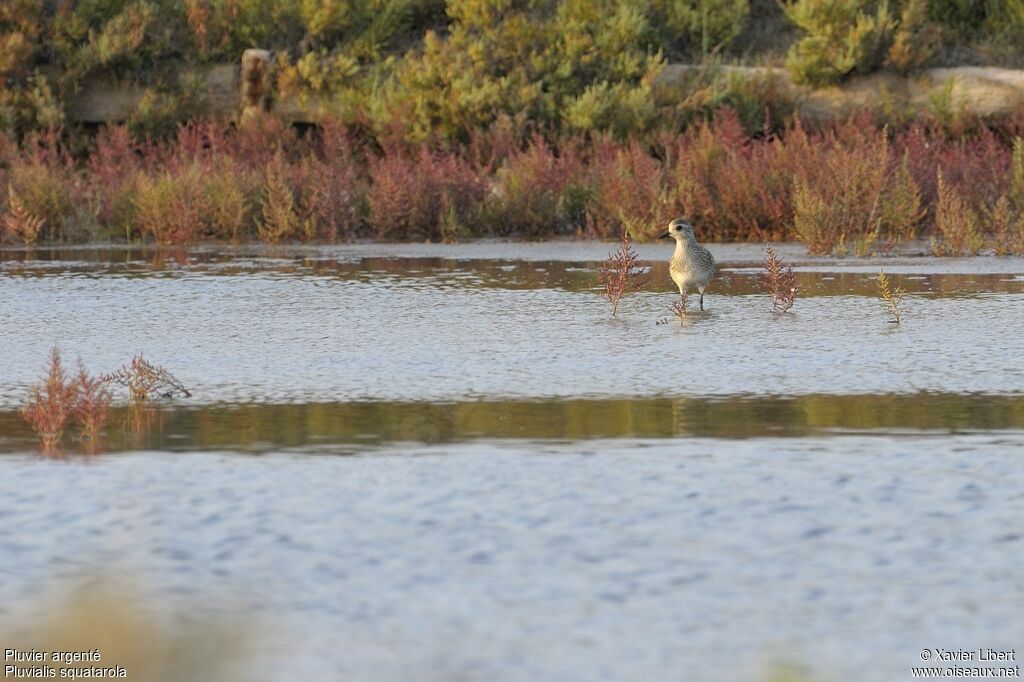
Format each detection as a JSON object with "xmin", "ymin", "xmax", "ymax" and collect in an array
[
  {"xmin": 762, "ymin": 246, "xmax": 797, "ymax": 312},
  {"xmin": 21, "ymin": 347, "xmax": 79, "ymax": 452},
  {"xmin": 599, "ymin": 231, "xmax": 649, "ymax": 316},
  {"xmin": 22, "ymin": 347, "xmax": 117, "ymax": 453},
  {"xmin": 74, "ymin": 359, "xmax": 112, "ymax": 445}
]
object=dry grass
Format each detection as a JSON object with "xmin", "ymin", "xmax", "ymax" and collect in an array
[
  {"xmin": 669, "ymin": 111, "xmax": 804, "ymax": 243},
  {"xmin": 306, "ymin": 120, "xmax": 366, "ymax": 241},
  {"xmin": 989, "ymin": 196, "xmax": 1024, "ymax": 255},
  {"xmin": 670, "ymin": 295, "xmax": 690, "ymax": 319}
]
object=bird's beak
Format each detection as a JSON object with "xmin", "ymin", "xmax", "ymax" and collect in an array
[{"xmin": 659, "ymin": 231, "xmax": 671, "ymax": 239}]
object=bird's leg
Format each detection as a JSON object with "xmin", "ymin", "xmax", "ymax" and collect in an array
[{"xmin": 698, "ymin": 286, "xmax": 705, "ymax": 311}]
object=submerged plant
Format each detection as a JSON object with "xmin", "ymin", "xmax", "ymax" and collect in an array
[
  {"xmin": 102, "ymin": 355, "xmax": 190, "ymax": 401},
  {"xmin": 657, "ymin": 291, "xmax": 691, "ymax": 325},
  {"xmin": 877, "ymin": 270, "xmax": 905, "ymax": 324},
  {"xmin": 762, "ymin": 246, "xmax": 797, "ymax": 312},
  {"xmin": 670, "ymin": 293, "xmax": 690, "ymax": 320},
  {"xmin": 599, "ymin": 231, "xmax": 649, "ymax": 316},
  {"xmin": 21, "ymin": 347, "xmax": 79, "ymax": 453}
]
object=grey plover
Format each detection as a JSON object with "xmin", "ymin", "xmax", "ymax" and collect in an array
[{"xmin": 660, "ymin": 218, "xmax": 716, "ymax": 310}]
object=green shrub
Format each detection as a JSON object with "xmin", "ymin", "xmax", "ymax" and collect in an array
[
  {"xmin": 0, "ymin": 71, "xmax": 64, "ymax": 138},
  {"xmin": 0, "ymin": 0, "xmax": 44, "ymax": 81},
  {"xmin": 983, "ymin": 0, "xmax": 1024, "ymax": 59},
  {"xmin": 887, "ymin": 0, "xmax": 939, "ymax": 73},
  {"xmin": 2, "ymin": 0, "xmax": 1020, "ymax": 145},
  {"xmin": 782, "ymin": 0, "xmax": 895, "ymax": 86},
  {"xmin": 23, "ymin": 74, "xmax": 65, "ymax": 132},
  {"xmin": 927, "ymin": 0, "xmax": 986, "ymax": 32},
  {"xmin": 53, "ymin": 0, "xmax": 163, "ymax": 81},
  {"xmin": 392, "ymin": 0, "xmax": 664, "ymax": 142},
  {"xmin": 653, "ymin": 0, "xmax": 751, "ymax": 56},
  {"xmin": 276, "ymin": 50, "xmax": 361, "ymax": 97},
  {"xmin": 298, "ymin": 0, "xmax": 351, "ymax": 43},
  {"xmin": 127, "ymin": 79, "xmax": 204, "ymax": 139},
  {"xmin": 563, "ymin": 80, "xmax": 658, "ymax": 138},
  {"xmin": 782, "ymin": 0, "xmax": 946, "ymax": 85},
  {"xmin": 659, "ymin": 65, "xmax": 798, "ymax": 135}
]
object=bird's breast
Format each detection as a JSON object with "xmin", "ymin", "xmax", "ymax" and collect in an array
[
  {"xmin": 669, "ymin": 248, "xmax": 714, "ymax": 287},
  {"xmin": 668, "ymin": 257, "xmax": 689, "ymax": 285}
]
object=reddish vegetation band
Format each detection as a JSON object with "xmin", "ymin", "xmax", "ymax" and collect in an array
[{"xmin": 2, "ymin": 109, "xmax": 1023, "ymax": 255}]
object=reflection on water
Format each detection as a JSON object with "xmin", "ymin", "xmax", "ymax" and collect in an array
[{"xmin": 2, "ymin": 393, "xmax": 1023, "ymax": 454}]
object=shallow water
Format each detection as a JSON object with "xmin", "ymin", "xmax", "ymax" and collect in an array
[
  {"xmin": 1, "ymin": 244, "xmax": 1022, "ymax": 681},
  {"xmin": 2, "ymin": 246, "xmax": 1022, "ymax": 407}
]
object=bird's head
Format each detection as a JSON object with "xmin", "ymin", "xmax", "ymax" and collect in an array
[{"xmin": 660, "ymin": 218, "xmax": 696, "ymax": 242}]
